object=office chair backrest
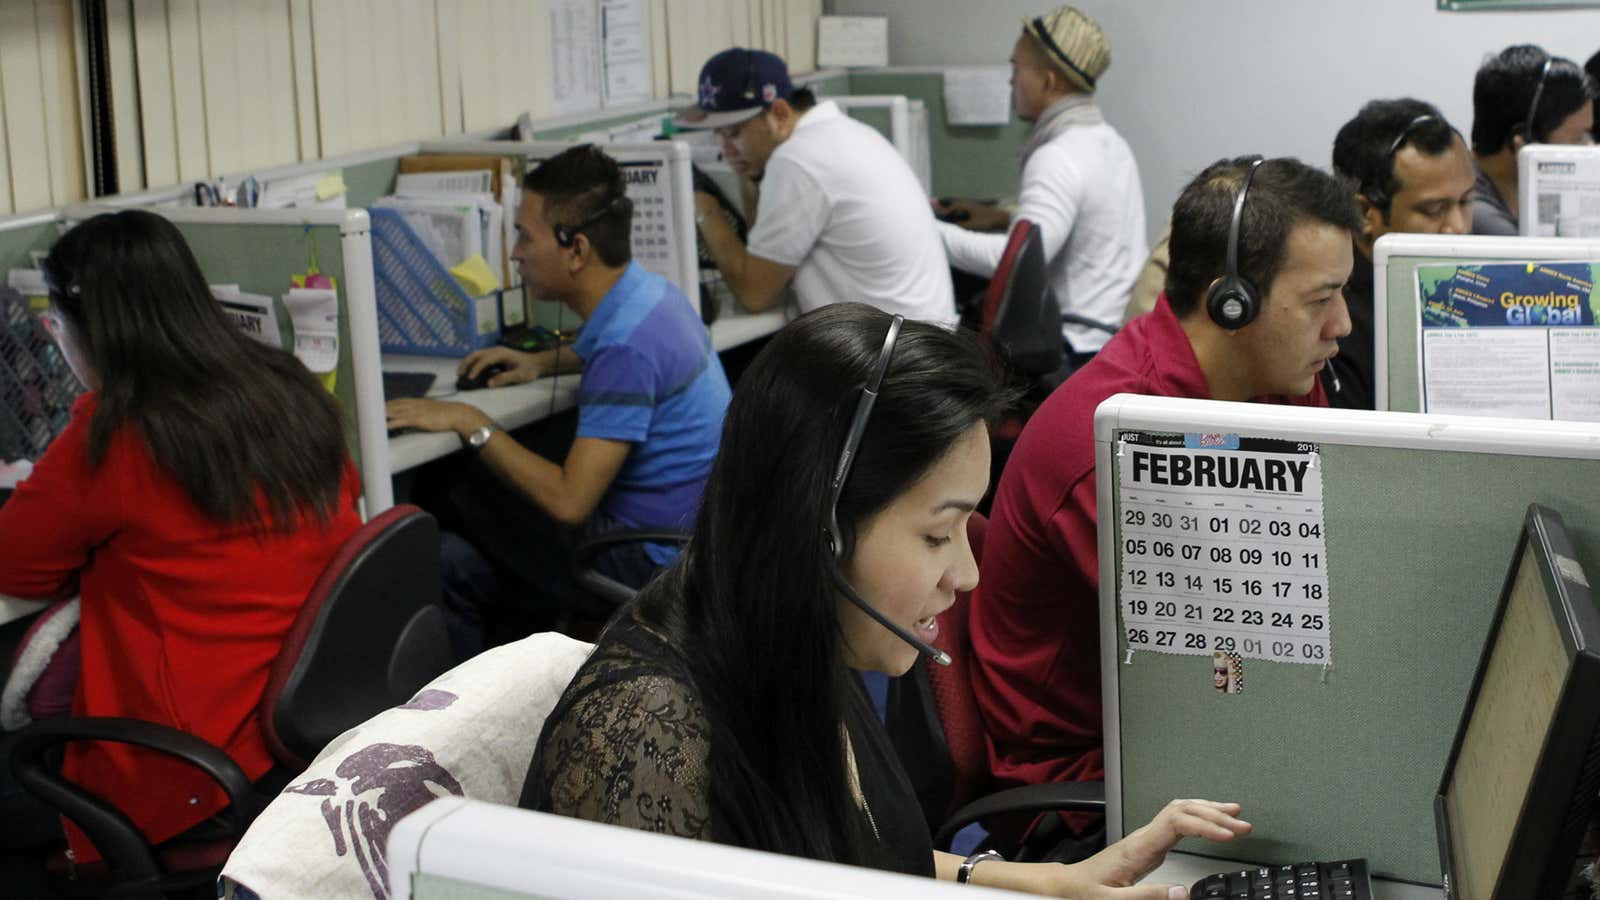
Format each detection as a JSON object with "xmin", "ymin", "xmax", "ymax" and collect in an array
[
  {"xmin": 262, "ymin": 504, "xmax": 454, "ymax": 769},
  {"xmin": 980, "ymin": 220, "xmax": 1064, "ymax": 377}
]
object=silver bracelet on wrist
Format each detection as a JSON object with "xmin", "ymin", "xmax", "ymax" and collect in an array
[{"xmin": 956, "ymin": 849, "xmax": 1003, "ymax": 884}]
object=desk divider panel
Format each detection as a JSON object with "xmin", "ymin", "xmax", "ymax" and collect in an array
[
  {"xmin": 159, "ymin": 209, "xmax": 392, "ymax": 515},
  {"xmin": 1373, "ymin": 232, "xmax": 1600, "ymax": 413},
  {"xmin": 846, "ymin": 70, "xmax": 1028, "ymax": 200},
  {"xmin": 1095, "ymin": 395, "xmax": 1600, "ymax": 884}
]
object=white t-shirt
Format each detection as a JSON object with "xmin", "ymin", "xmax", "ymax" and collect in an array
[
  {"xmin": 939, "ymin": 113, "xmax": 1146, "ymax": 352},
  {"xmin": 748, "ymin": 101, "xmax": 958, "ymax": 326}
]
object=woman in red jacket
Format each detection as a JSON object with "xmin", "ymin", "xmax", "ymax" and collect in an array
[{"xmin": 0, "ymin": 209, "xmax": 362, "ymax": 861}]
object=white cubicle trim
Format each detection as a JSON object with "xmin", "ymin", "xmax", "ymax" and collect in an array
[
  {"xmin": 418, "ymin": 139, "xmax": 701, "ymax": 317},
  {"xmin": 387, "ymin": 797, "xmax": 1025, "ymax": 899},
  {"xmin": 1371, "ymin": 232, "xmax": 1600, "ymax": 413},
  {"xmin": 62, "ymin": 204, "xmax": 396, "ymax": 516}
]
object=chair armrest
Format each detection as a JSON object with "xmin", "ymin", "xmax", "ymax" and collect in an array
[
  {"xmin": 569, "ymin": 530, "xmax": 689, "ymax": 611},
  {"xmin": 3, "ymin": 717, "xmax": 253, "ymax": 879},
  {"xmin": 931, "ymin": 780, "xmax": 1105, "ymax": 851}
]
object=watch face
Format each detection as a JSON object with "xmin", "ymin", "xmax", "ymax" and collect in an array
[{"xmin": 469, "ymin": 425, "xmax": 494, "ymax": 448}]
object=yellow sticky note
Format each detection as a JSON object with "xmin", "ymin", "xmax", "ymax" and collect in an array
[
  {"xmin": 449, "ymin": 254, "xmax": 501, "ymax": 296},
  {"xmin": 315, "ymin": 173, "xmax": 348, "ymax": 201}
]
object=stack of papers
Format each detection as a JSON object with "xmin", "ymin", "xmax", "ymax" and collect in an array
[{"xmin": 373, "ymin": 191, "xmax": 504, "ymax": 293}]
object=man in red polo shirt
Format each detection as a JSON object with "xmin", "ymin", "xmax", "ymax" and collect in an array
[{"xmin": 970, "ymin": 156, "xmax": 1359, "ymax": 857}]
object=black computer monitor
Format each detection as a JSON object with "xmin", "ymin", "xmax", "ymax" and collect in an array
[{"xmin": 1436, "ymin": 504, "xmax": 1600, "ymax": 899}]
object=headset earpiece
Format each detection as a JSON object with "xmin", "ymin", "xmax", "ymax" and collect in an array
[{"xmin": 1206, "ymin": 157, "xmax": 1265, "ymax": 330}]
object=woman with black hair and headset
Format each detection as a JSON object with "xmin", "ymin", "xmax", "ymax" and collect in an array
[{"xmin": 521, "ymin": 303, "xmax": 1249, "ymax": 896}]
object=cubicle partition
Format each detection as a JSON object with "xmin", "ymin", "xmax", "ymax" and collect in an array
[
  {"xmin": 1095, "ymin": 394, "xmax": 1600, "ymax": 884},
  {"xmin": 1374, "ymin": 232, "xmax": 1600, "ymax": 416},
  {"xmin": 0, "ymin": 211, "xmax": 74, "ymax": 462},
  {"xmin": 1518, "ymin": 144, "xmax": 1600, "ymax": 238},
  {"xmin": 59, "ymin": 204, "xmax": 394, "ymax": 515},
  {"xmin": 847, "ymin": 69, "xmax": 1028, "ymax": 200}
]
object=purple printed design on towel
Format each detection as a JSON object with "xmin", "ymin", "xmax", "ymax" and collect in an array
[
  {"xmin": 398, "ymin": 689, "xmax": 457, "ymax": 711},
  {"xmin": 286, "ymin": 742, "xmax": 464, "ymax": 899}
]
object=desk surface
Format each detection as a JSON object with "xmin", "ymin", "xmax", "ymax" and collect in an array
[
  {"xmin": 384, "ymin": 303, "xmax": 785, "ymax": 475},
  {"xmin": 1146, "ymin": 853, "xmax": 1440, "ymax": 899}
]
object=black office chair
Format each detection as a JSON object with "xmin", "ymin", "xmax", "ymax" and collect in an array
[
  {"xmin": 1, "ymin": 505, "xmax": 454, "ymax": 899},
  {"xmin": 979, "ymin": 219, "xmax": 1067, "ymax": 380},
  {"xmin": 569, "ymin": 530, "xmax": 690, "ymax": 613}
]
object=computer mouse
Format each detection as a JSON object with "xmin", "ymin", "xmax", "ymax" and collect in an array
[{"xmin": 456, "ymin": 363, "xmax": 509, "ymax": 391}]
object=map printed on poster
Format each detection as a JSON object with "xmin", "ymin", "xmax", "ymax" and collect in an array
[
  {"xmin": 620, "ymin": 161, "xmax": 683, "ymax": 292},
  {"xmin": 1118, "ymin": 431, "xmax": 1331, "ymax": 666},
  {"xmin": 1417, "ymin": 261, "xmax": 1600, "ymax": 421}
]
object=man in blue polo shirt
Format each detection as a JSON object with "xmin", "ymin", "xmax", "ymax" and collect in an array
[{"xmin": 387, "ymin": 144, "xmax": 730, "ymax": 653}]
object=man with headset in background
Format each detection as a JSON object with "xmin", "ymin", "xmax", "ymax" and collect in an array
[
  {"xmin": 967, "ymin": 157, "xmax": 1358, "ymax": 861},
  {"xmin": 934, "ymin": 5, "xmax": 1146, "ymax": 369},
  {"xmin": 679, "ymin": 47, "xmax": 958, "ymax": 326},
  {"xmin": 1470, "ymin": 45, "xmax": 1597, "ymax": 236},
  {"xmin": 1326, "ymin": 99, "xmax": 1475, "ymax": 410},
  {"xmin": 386, "ymin": 145, "xmax": 730, "ymax": 657}
]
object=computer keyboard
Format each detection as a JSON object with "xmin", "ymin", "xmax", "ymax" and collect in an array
[
  {"xmin": 1191, "ymin": 859, "xmax": 1372, "ymax": 899},
  {"xmin": 382, "ymin": 370, "xmax": 437, "ymax": 400}
]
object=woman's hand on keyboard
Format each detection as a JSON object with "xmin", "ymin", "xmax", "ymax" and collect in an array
[{"xmin": 1060, "ymin": 799, "xmax": 1251, "ymax": 899}]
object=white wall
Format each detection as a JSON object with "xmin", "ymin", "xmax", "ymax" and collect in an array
[{"xmin": 829, "ymin": 0, "xmax": 1600, "ymax": 241}]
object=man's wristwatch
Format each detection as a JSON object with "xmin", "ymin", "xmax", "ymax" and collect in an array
[{"xmin": 465, "ymin": 423, "xmax": 497, "ymax": 450}]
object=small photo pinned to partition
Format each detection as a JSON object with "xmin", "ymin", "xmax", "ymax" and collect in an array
[{"xmin": 1212, "ymin": 650, "xmax": 1244, "ymax": 695}]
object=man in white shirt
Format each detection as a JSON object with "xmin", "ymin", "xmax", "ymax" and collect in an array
[
  {"xmin": 935, "ymin": 5, "xmax": 1146, "ymax": 365},
  {"xmin": 679, "ymin": 48, "xmax": 957, "ymax": 326}
]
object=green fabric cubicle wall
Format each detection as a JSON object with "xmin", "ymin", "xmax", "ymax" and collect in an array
[
  {"xmin": 172, "ymin": 221, "xmax": 366, "ymax": 479},
  {"xmin": 847, "ymin": 71, "xmax": 1028, "ymax": 200},
  {"xmin": 0, "ymin": 219, "xmax": 60, "ymax": 272},
  {"xmin": 1109, "ymin": 435, "xmax": 1600, "ymax": 883}
]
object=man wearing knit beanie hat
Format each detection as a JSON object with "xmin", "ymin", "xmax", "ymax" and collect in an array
[{"xmin": 935, "ymin": 5, "xmax": 1147, "ymax": 369}]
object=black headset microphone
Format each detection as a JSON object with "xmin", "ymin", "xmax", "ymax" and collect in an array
[{"xmin": 825, "ymin": 315, "xmax": 953, "ymax": 668}]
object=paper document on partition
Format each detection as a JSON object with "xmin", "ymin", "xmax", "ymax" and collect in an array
[
  {"xmin": 373, "ymin": 196, "xmax": 488, "ymax": 269},
  {"xmin": 396, "ymin": 171, "xmax": 494, "ymax": 195},
  {"xmin": 619, "ymin": 161, "xmax": 683, "ymax": 290},
  {"xmin": 1416, "ymin": 261, "xmax": 1600, "ymax": 422},
  {"xmin": 1527, "ymin": 155, "xmax": 1600, "ymax": 237},
  {"xmin": 1117, "ymin": 431, "xmax": 1332, "ymax": 668},
  {"xmin": 549, "ymin": 0, "xmax": 603, "ymax": 114},
  {"xmin": 601, "ymin": 0, "xmax": 652, "ymax": 107},
  {"xmin": 282, "ymin": 288, "xmax": 340, "ymax": 374},
  {"xmin": 259, "ymin": 171, "xmax": 347, "ymax": 209},
  {"xmin": 501, "ymin": 172, "xmax": 525, "ymax": 327},
  {"xmin": 817, "ymin": 16, "xmax": 889, "ymax": 68},
  {"xmin": 943, "ymin": 67, "xmax": 1012, "ymax": 126},
  {"xmin": 211, "ymin": 285, "xmax": 284, "ymax": 349}
]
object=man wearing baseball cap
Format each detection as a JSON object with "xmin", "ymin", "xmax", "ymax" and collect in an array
[
  {"xmin": 678, "ymin": 48, "xmax": 957, "ymax": 326},
  {"xmin": 935, "ymin": 5, "xmax": 1146, "ymax": 369}
]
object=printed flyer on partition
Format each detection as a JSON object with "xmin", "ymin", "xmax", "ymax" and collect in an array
[{"xmin": 1416, "ymin": 261, "xmax": 1600, "ymax": 422}]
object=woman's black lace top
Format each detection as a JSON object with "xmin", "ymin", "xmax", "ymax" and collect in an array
[{"xmin": 519, "ymin": 604, "xmax": 934, "ymax": 878}]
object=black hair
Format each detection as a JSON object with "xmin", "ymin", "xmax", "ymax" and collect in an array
[
  {"xmin": 1332, "ymin": 98, "xmax": 1460, "ymax": 217},
  {"xmin": 1472, "ymin": 45, "xmax": 1598, "ymax": 154},
  {"xmin": 787, "ymin": 86, "xmax": 818, "ymax": 113},
  {"xmin": 41, "ymin": 210, "xmax": 348, "ymax": 530},
  {"xmin": 1587, "ymin": 49, "xmax": 1600, "ymax": 142},
  {"xmin": 522, "ymin": 144, "xmax": 634, "ymax": 267},
  {"xmin": 634, "ymin": 303, "xmax": 1009, "ymax": 865},
  {"xmin": 1165, "ymin": 157, "xmax": 1361, "ymax": 318}
]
